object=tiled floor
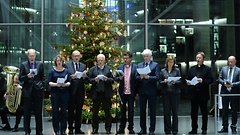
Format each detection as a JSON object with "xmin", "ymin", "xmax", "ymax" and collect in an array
[{"xmin": 0, "ymin": 116, "xmax": 239, "ymax": 135}]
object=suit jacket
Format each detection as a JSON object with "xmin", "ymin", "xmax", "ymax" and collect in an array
[
  {"xmin": 218, "ymin": 66, "xmax": 240, "ymax": 94},
  {"xmin": 65, "ymin": 60, "xmax": 86, "ymax": 96},
  {"xmin": 160, "ymin": 68, "xmax": 182, "ymax": 94},
  {"xmin": 187, "ymin": 64, "xmax": 213, "ymax": 101},
  {"xmin": 115, "ymin": 63, "xmax": 137, "ymax": 97},
  {"xmin": 88, "ymin": 65, "xmax": 114, "ymax": 99},
  {"xmin": 19, "ymin": 60, "xmax": 45, "ymax": 98},
  {"xmin": 136, "ymin": 61, "xmax": 161, "ymax": 96}
]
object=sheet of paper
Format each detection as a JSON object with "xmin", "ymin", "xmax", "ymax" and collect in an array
[
  {"xmin": 57, "ymin": 74, "xmax": 68, "ymax": 83},
  {"xmin": 75, "ymin": 70, "xmax": 87, "ymax": 79},
  {"xmin": 186, "ymin": 76, "xmax": 198, "ymax": 85},
  {"xmin": 30, "ymin": 69, "xmax": 38, "ymax": 75},
  {"xmin": 137, "ymin": 66, "xmax": 151, "ymax": 74},
  {"xmin": 168, "ymin": 77, "xmax": 181, "ymax": 82},
  {"xmin": 97, "ymin": 75, "xmax": 105, "ymax": 80},
  {"xmin": 116, "ymin": 70, "xmax": 124, "ymax": 76}
]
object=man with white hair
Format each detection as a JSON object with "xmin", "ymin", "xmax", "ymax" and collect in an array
[
  {"xmin": 136, "ymin": 49, "xmax": 161, "ymax": 135},
  {"xmin": 88, "ymin": 54, "xmax": 114, "ymax": 134},
  {"xmin": 19, "ymin": 49, "xmax": 45, "ymax": 135}
]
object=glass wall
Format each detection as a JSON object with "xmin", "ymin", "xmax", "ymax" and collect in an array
[{"xmin": 0, "ymin": 0, "xmax": 240, "ymax": 115}]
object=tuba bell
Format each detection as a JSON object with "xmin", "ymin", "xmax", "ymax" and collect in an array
[{"xmin": 3, "ymin": 66, "xmax": 21, "ymax": 113}]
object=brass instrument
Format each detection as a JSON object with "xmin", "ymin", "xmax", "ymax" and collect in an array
[{"xmin": 3, "ymin": 66, "xmax": 21, "ymax": 113}]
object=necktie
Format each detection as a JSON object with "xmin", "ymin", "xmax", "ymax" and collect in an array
[
  {"xmin": 75, "ymin": 63, "xmax": 79, "ymax": 71},
  {"xmin": 30, "ymin": 63, "xmax": 34, "ymax": 69},
  {"xmin": 228, "ymin": 68, "xmax": 232, "ymax": 81},
  {"xmin": 145, "ymin": 62, "xmax": 148, "ymax": 67}
]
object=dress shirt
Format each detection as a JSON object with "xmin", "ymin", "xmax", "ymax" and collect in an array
[{"xmin": 124, "ymin": 64, "xmax": 131, "ymax": 94}]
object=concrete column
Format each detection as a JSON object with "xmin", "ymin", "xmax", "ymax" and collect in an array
[{"xmin": 192, "ymin": 0, "xmax": 210, "ymax": 59}]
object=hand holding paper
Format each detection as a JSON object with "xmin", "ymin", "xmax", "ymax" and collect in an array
[
  {"xmin": 186, "ymin": 76, "xmax": 198, "ymax": 85},
  {"xmin": 116, "ymin": 70, "xmax": 124, "ymax": 76},
  {"xmin": 97, "ymin": 75, "xmax": 105, "ymax": 80}
]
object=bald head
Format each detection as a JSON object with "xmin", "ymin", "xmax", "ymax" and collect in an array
[
  {"xmin": 72, "ymin": 50, "xmax": 81, "ymax": 62},
  {"xmin": 27, "ymin": 49, "xmax": 36, "ymax": 62},
  {"xmin": 228, "ymin": 55, "xmax": 236, "ymax": 68}
]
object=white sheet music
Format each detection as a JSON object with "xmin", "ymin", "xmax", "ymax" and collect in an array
[
  {"xmin": 30, "ymin": 69, "xmax": 38, "ymax": 75},
  {"xmin": 116, "ymin": 70, "xmax": 124, "ymax": 76},
  {"xmin": 168, "ymin": 77, "xmax": 181, "ymax": 82},
  {"xmin": 186, "ymin": 76, "xmax": 198, "ymax": 85},
  {"xmin": 137, "ymin": 66, "xmax": 151, "ymax": 74},
  {"xmin": 75, "ymin": 70, "xmax": 87, "ymax": 79},
  {"xmin": 57, "ymin": 74, "xmax": 68, "ymax": 83},
  {"xmin": 97, "ymin": 75, "xmax": 105, "ymax": 80}
]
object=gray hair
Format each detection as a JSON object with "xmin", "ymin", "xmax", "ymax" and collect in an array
[{"xmin": 142, "ymin": 49, "xmax": 152, "ymax": 56}]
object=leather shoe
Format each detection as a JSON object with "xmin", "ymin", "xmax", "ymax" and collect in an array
[
  {"xmin": 232, "ymin": 128, "xmax": 237, "ymax": 134},
  {"xmin": 138, "ymin": 130, "xmax": 147, "ymax": 134},
  {"xmin": 188, "ymin": 130, "xmax": 197, "ymax": 134},
  {"xmin": 92, "ymin": 129, "xmax": 98, "ymax": 134},
  {"xmin": 129, "ymin": 129, "xmax": 135, "ymax": 134},
  {"xmin": 218, "ymin": 128, "xmax": 228, "ymax": 133},
  {"xmin": 117, "ymin": 128, "xmax": 124, "ymax": 134},
  {"xmin": 149, "ymin": 131, "xmax": 154, "ymax": 135},
  {"xmin": 106, "ymin": 130, "xmax": 111, "ymax": 134},
  {"xmin": 12, "ymin": 127, "xmax": 19, "ymax": 132},
  {"xmin": 76, "ymin": 129, "xmax": 84, "ymax": 134},
  {"xmin": 68, "ymin": 130, "xmax": 73, "ymax": 134},
  {"xmin": 172, "ymin": 131, "xmax": 178, "ymax": 134},
  {"xmin": 202, "ymin": 130, "xmax": 207, "ymax": 134},
  {"xmin": 0, "ymin": 124, "xmax": 11, "ymax": 130}
]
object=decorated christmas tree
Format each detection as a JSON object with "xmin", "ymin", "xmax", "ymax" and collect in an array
[
  {"xmin": 56, "ymin": 0, "xmax": 127, "ymax": 123},
  {"xmin": 58, "ymin": 0, "xmax": 127, "ymax": 68}
]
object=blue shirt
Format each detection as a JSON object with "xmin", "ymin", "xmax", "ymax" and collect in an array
[{"xmin": 48, "ymin": 68, "xmax": 70, "ymax": 92}]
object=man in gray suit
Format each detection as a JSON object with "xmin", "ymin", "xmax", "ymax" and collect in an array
[
  {"xmin": 65, "ymin": 50, "xmax": 87, "ymax": 134},
  {"xmin": 218, "ymin": 56, "xmax": 240, "ymax": 134}
]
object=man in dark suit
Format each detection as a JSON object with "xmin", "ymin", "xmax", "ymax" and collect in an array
[
  {"xmin": 115, "ymin": 52, "xmax": 137, "ymax": 134},
  {"xmin": 65, "ymin": 50, "xmax": 86, "ymax": 134},
  {"xmin": 88, "ymin": 54, "xmax": 114, "ymax": 134},
  {"xmin": 19, "ymin": 49, "xmax": 45, "ymax": 135},
  {"xmin": 218, "ymin": 56, "xmax": 240, "ymax": 134},
  {"xmin": 136, "ymin": 49, "xmax": 160, "ymax": 135},
  {"xmin": 186, "ymin": 52, "xmax": 213, "ymax": 134}
]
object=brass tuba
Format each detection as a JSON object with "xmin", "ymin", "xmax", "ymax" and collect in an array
[{"xmin": 3, "ymin": 66, "xmax": 21, "ymax": 113}]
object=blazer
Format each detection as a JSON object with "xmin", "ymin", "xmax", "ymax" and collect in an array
[
  {"xmin": 218, "ymin": 66, "xmax": 240, "ymax": 94},
  {"xmin": 19, "ymin": 60, "xmax": 45, "ymax": 98},
  {"xmin": 136, "ymin": 61, "xmax": 161, "ymax": 96},
  {"xmin": 160, "ymin": 68, "xmax": 181, "ymax": 94},
  {"xmin": 115, "ymin": 63, "xmax": 138, "ymax": 97},
  {"xmin": 65, "ymin": 60, "xmax": 86, "ymax": 96},
  {"xmin": 88, "ymin": 65, "xmax": 114, "ymax": 99},
  {"xmin": 187, "ymin": 64, "xmax": 213, "ymax": 101}
]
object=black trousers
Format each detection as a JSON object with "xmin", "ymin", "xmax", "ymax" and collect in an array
[
  {"xmin": 190, "ymin": 98, "xmax": 208, "ymax": 131},
  {"xmin": 162, "ymin": 93, "xmax": 180, "ymax": 133},
  {"xmin": 92, "ymin": 92, "xmax": 112, "ymax": 131},
  {"xmin": 222, "ymin": 96, "xmax": 239, "ymax": 129},
  {"xmin": 68, "ymin": 93, "xmax": 84, "ymax": 131},
  {"xmin": 119, "ymin": 94, "xmax": 135, "ymax": 130},
  {"xmin": 0, "ymin": 106, "xmax": 23, "ymax": 127},
  {"xmin": 23, "ymin": 89, "xmax": 43, "ymax": 134},
  {"xmin": 139, "ymin": 94, "xmax": 157, "ymax": 132}
]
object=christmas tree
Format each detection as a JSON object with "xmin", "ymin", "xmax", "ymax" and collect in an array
[
  {"xmin": 58, "ymin": 0, "xmax": 127, "ymax": 68},
  {"xmin": 56, "ymin": 0, "xmax": 127, "ymax": 123}
]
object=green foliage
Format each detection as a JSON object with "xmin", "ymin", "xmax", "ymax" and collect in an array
[{"xmin": 55, "ymin": 0, "xmax": 126, "ymax": 123}]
